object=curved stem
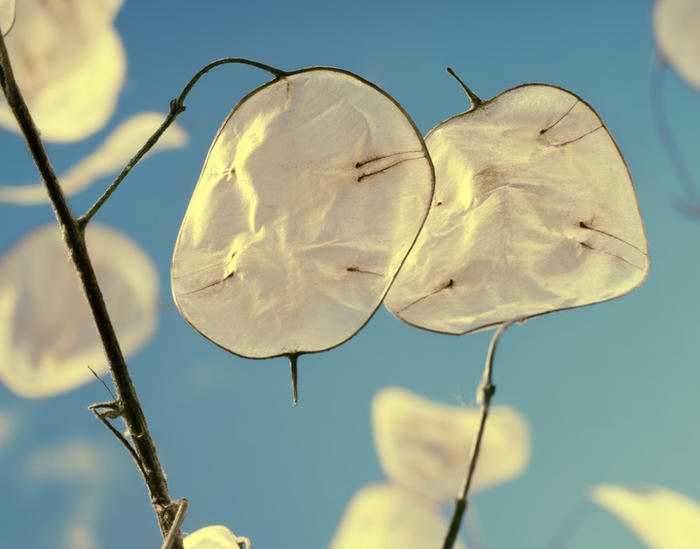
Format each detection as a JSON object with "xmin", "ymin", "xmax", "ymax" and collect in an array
[
  {"xmin": 442, "ymin": 319, "xmax": 517, "ymax": 549},
  {"xmin": 650, "ymin": 54, "xmax": 700, "ymax": 212},
  {"xmin": 446, "ymin": 67, "xmax": 484, "ymax": 111},
  {"xmin": 0, "ymin": 32, "xmax": 183, "ymax": 549},
  {"xmin": 79, "ymin": 57, "xmax": 287, "ymax": 226}
]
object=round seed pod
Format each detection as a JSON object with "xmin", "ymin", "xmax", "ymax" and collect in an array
[
  {"xmin": 172, "ymin": 68, "xmax": 434, "ymax": 361},
  {"xmin": 385, "ymin": 78, "xmax": 649, "ymax": 335},
  {"xmin": 0, "ymin": 223, "xmax": 159, "ymax": 398}
]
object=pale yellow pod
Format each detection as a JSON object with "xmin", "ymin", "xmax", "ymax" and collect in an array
[
  {"xmin": 654, "ymin": 0, "xmax": 700, "ymax": 90},
  {"xmin": 184, "ymin": 525, "xmax": 249, "ymax": 549},
  {"xmin": 0, "ymin": 223, "xmax": 159, "ymax": 398},
  {"xmin": 372, "ymin": 386, "xmax": 530, "ymax": 501},
  {"xmin": 0, "ymin": 0, "xmax": 15, "ymax": 35},
  {"xmin": 329, "ymin": 483, "xmax": 466, "ymax": 549},
  {"xmin": 0, "ymin": 0, "xmax": 126, "ymax": 141},
  {"xmin": 591, "ymin": 484, "xmax": 700, "ymax": 549},
  {"xmin": 172, "ymin": 68, "xmax": 434, "ymax": 359},
  {"xmin": 385, "ymin": 83, "xmax": 649, "ymax": 335},
  {"xmin": 0, "ymin": 112, "xmax": 189, "ymax": 205}
]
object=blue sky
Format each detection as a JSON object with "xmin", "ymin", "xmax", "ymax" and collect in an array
[{"xmin": 1, "ymin": 1, "xmax": 699, "ymax": 547}]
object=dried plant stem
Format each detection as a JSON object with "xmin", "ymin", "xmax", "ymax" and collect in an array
[
  {"xmin": 79, "ymin": 57, "xmax": 287, "ymax": 225},
  {"xmin": 650, "ymin": 55, "xmax": 700, "ymax": 213},
  {"xmin": 442, "ymin": 320, "xmax": 516, "ymax": 549},
  {"xmin": 0, "ymin": 32, "xmax": 184, "ymax": 549}
]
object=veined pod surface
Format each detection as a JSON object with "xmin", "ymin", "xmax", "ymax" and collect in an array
[
  {"xmin": 0, "ymin": 223, "xmax": 159, "ymax": 398},
  {"xmin": 385, "ymin": 82, "xmax": 649, "ymax": 335},
  {"xmin": 329, "ymin": 483, "xmax": 467, "ymax": 549},
  {"xmin": 654, "ymin": 0, "xmax": 700, "ymax": 90},
  {"xmin": 172, "ymin": 68, "xmax": 434, "ymax": 359}
]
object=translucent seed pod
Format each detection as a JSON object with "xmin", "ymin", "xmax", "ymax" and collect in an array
[
  {"xmin": 653, "ymin": 0, "xmax": 700, "ymax": 90},
  {"xmin": 385, "ymin": 74, "xmax": 649, "ymax": 335},
  {"xmin": 184, "ymin": 525, "xmax": 250, "ymax": 549},
  {"xmin": 591, "ymin": 484, "xmax": 700, "ymax": 549},
  {"xmin": 0, "ymin": 223, "xmax": 159, "ymax": 398},
  {"xmin": 329, "ymin": 483, "xmax": 467, "ymax": 549},
  {"xmin": 372, "ymin": 386, "xmax": 530, "ymax": 502},
  {"xmin": 0, "ymin": 112, "xmax": 188, "ymax": 205},
  {"xmin": 0, "ymin": 0, "xmax": 15, "ymax": 35},
  {"xmin": 172, "ymin": 67, "xmax": 434, "ymax": 402},
  {"xmin": 0, "ymin": 0, "xmax": 126, "ymax": 142}
]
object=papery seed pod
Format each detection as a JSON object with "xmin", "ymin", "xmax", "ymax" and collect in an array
[
  {"xmin": 171, "ymin": 66, "xmax": 434, "ymax": 401},
  {"xmin": 591, "ymin": 484, "xmax": 700, "ymax": 549},
  {"xmin": 184, "ymin": 525, "xmax": 250, "ymax": 549},
  {"xmin": 653, "ymin": 0, "xmax": 700, "ymax": 90},
  {"xmin": 329, "ymin": 483, "xmax": 467, "ymax": 549},
  {"xmin": 0, "ymin": 223, "xmax": 159, "ymax": 398},
  {"xmin": 385, "ymin": 71, "xmax": 649, "ymax": 335},
  {"xmin": 372, "ymin": 386, "xmax": 530, "ymax": 501},
  {"xmin": 0, "ymin": 0, "xmax": 126, "ymax": 141},
  {"xmin": 0, "ymin": 0, "xmax": 15, "ymax": 35},
  {"xmin": 0, "ymin": 112, "xmax": 188, "ymax": 205}
]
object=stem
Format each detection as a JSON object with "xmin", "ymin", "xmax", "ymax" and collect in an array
[
  {"xmin": 442, "ymin": 319, "xmax": 516, "ymax": 549},
  {"xmin": 650, "ymin": 54, "xmax": 700, "ymax": 214},
  {"xmin": 0, "ymin": 31, "xmax": 183, "ymax": 549},
  {"xmin": 79, "ymin": 57, "xmax": 287, "ymax": 225},
  {"xmin": 446, "ymin": 67, "xmax": 484, "ymax": 110}
]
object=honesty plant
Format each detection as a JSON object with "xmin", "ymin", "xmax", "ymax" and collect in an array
[
  {"xmin": 0, "ymin": 223, "xmax": 159, "ymax": 397},
  {"xmin": 172, "ymin": 66, "xmax": 434, "ymax": 403},
  {"xmin": 385, "ymin": 71, "xmax": 649, "ymax": 334}
]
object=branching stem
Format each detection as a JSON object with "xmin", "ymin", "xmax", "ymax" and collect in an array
[
  {"xmin": 442, "ymin": 319, "xmax": 517, "ymax": 549},
  {"xmin": 79, "ymin": 57, "xmax": 287, "ymax": 225},
  {"xmin": 0, "ymin": 31, "xmax": 184, "ymax": 549}
]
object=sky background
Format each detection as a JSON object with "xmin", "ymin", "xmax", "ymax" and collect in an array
[{"xmin": 1, "ymin": 0, "xmax": 699, "ymax": 548}]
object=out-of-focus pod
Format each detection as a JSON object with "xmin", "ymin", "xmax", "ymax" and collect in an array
[
  {"xmin": 0, "ymin": 0, "xmax": 15, "ymax": 35},
  {"xmin": 654, "ymin": 0, "xmax": 700, "ymax": 90},
  {"xmin": 372, "ymin": 386, "xmax": 530, "ymax": 502},
  {"xmin": 172, "ymin": 67, "xmax": 433, "ymax": 361},
  {"xmin": 385, "ymin": 80, "xmax": 649, "ymax": 335},
  {"xmin": 0, "ymin": 0, "xmax": 126, "ymax": 141},
  {"xmin": 0, "ymin": 112, "xmax": 188, "ymax": 205},
  {"xmin": 184, "ymin": 525, "xmax": 250, "ymax": 549},
  {"xmin": 0, "ymin": 223, "xmax": 159, "ymax": 398},
  {"xmin": 591, "ymin": 483, "xmax": 700, "ymax": 549},
  {"xmin": 328, "ymin": 483, "xmax": 466, "ymax": 549}
]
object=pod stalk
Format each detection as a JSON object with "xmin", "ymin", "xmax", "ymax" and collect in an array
[{"xmin": 446, "ymin": 67, "xmax": 484, "ymax": 110}]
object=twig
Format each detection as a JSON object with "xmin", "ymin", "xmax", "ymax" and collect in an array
[
  {"xmin": 442, "ymin": 319, "xmax": 517, "ymax": 549},
  {"xmin": 89, "ymin": 404, "xmax": 147, "ymax": 479},
  {"xmin": 0, "ymin": 30, "xmax": 183, "ymax": 548},
  {"xmin": 650, "ymin": 54, "xmax": 700, "ymax": 212},
  {"xmin": 87, "ymin": 365, "xmax": 117, "ymax": 400},
  {"xmin": 161, "ymin": 499, "xmax": 189, "ymax": 549},
  {"xmin": 78, "ymin": 57, "xmax": 287, "ymax": 226}
]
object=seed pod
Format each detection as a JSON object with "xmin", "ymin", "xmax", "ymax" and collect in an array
[
  {"xmin": 591, "ymin": 484, "xmax": 700, "ymax": 549},
  {"xmin": 385, "ymin": 72, "xmax": 649, "ymax": 335},
  {"xmin": 329, "ymin": 483, "xmax": 467, "ymax": 549},
  {"xmin": 654, "ymin": 0, "xmax": 700, "ymax": 90},
  {"xmin": 0, "ymin": 0, "xmax": 15, "ymax": 35},
  {"xmin": 372, "ymin": 387, "xmax": 530, "ymax": 501},
  {"xmin": 0, "ymin": 223, "xmax": 159, "ymax": 398},
  {"xmin": 171, "ymin": 68, "xmax": 433, "ymax": 383}
]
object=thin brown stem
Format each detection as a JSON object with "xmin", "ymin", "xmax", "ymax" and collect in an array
[
  {"xmin": 79, "ymin": 57, "xmax": 287, "ymax": 225},
  {"xmin": 442, "ymin": 319, "xmax": 517, "ymax": 549},
  {"xmin": 0, "ymin": 31, "xmax": 183, "ymax": 548}
]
